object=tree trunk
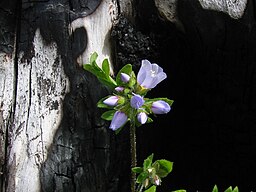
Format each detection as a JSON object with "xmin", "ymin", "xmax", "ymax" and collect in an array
[
  {"xmin": 0, "ymin": 1, "xmax": 18, "ymax": 190},
  {"xmin": 1, "ymin": 0, "xmax": 256, "ymax": 192},
  {"xmin": 0, "ymin": 0, "xmax": 130, "ymax": 191}
]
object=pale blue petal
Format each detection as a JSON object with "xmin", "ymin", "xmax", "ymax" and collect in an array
[
  {"xmin": 130, "ymin": 94, "xmax": 145, "ymax": 109},
  {"xmin": 137, "ymin": 59, "xmax": 167, "ymax": 89},
  {"xmin": 137, "ymin": 60, "xmax": 151, "ymax": 84},
  {"xmin": 103, "ymin": 96, "xmax": 119, "ymax": 106},
  {"xmin": 109, "ymin": 111, "xmax": 128, "ymax": 131},
  {"xmin": 120, "ymin": 73, "xmax": 130, "ymax": 83},
  {"xmin": 137, "ymin": 112, "xmax": 148, "ymax": 124},
  {"xmin": 140, "ymin": 74, "xmax": 154, "ymax": 88},
  {"xmin": 149, "ymin": 72, "xmax": 167, "ymax": 88},
  {"xmin": 151, "ymin": 100, "xmax": 171, "ymax": 114},
  {"xmin": 115, "ymin": 86, "xmax": 124, "ymax": 92},
  {"xmin": 152, "ymin": 63, "xmax": 163, "ymax": 73}
]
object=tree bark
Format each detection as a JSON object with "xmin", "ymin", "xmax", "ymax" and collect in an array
[
  {"xmin": 0, "ymin": 1, "xmax": 18, "ymax": 190},
  {"xmin": 0, "ymin": 0, "xmax": 129, "ymax": 191}
]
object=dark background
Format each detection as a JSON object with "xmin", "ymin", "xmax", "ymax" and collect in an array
[{"xmin": 131, "ymin": 0, "xmax": 256, "ymax": 191}]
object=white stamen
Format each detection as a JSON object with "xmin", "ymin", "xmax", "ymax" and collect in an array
[{"xmin": 150, "ymin": 70, "xmax": 157, "ymax": 77}]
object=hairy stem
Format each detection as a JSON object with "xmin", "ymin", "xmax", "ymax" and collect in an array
[{"xmin": 130, "ymin": 118, "xmax": 137, "ymax": 192}]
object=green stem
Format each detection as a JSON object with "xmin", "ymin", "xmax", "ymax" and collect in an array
[
  {"xmin": 138, "ymin": 183, "xmax": 144, "ymax": 192},
  {"xmin": 130, "ymin": 118, "xmax": 137, "ymax": 192}
]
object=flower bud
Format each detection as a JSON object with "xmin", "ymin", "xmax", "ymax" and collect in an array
[
  {"xmin": 103, "ymin": 96, "xmax": 119, "ymax": 106},
  {"xmin": 137, "ymin": 112, "xmax": 147, "ymax": 124},
  {"xmin": 120, "ymin": 73, "xmax": 130, "ymax": 83},
  {"xmin": 115, "ymin": 86, "xmax": 124, "ymax": 92},
  {"xmin": 130, "ymin": 94, "xmax": 145, "ymax": 109},
  {"xmin": 151, "ymin": 100, "xmax": 171, "ymax": 114},
  {"xmin": 143, "ymin": 178, "xmax": 149, "ymax": 188},
  {"xmin": 154, "ymin": 175, "xmax": 161, "ymax": 186},
  {"xmin": 109, "ymin": 111, "xmax": 128, "ymax": 131}
]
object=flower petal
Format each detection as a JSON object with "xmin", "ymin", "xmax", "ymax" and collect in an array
[
  {"xmin": 137, "ymin": 59, "xmax": 151, "ymax": 84},
  {"xmin": 148, "ymin": 72, "xmax": 167, "ymax": 89},
  {"xmin": 130, "ymin": 94, "xmax": 145, "ymax": 109},
  {"xmin": 115, "ymin": 86, "xmax": 124, "ymax": 92},
  {"xmin": 154, "ymin": 175, "xmax": 161, "ymax": 186},
  {"xmin": 137, "ymin": 60, "xmax": 167, "ymax": 89},
  {"xmin": 120, "ymin": 73, "xmax": 130, "ymax": 83},
  {"xmin": 137, "ymin": 112, "xmax": 148, "ymax": 124},
  {"xmin": 109, "ymin": 111, "xmax": 128, "ymax": 131},
  {"xmin": 103, "ymin": 96, "xmax": 119, "ymax": 106},
  {"xmin": 151, "ymin": 100, "xmax": 171, "ymax": 114}
]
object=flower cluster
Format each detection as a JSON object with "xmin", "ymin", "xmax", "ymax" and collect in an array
[
  {"xmin": 84, "ymin": 52, "xmax": 174, "ymax": 192},
  {"xmin": 84, "ymin": 52, "xmax": 173, "ymax": 133}
]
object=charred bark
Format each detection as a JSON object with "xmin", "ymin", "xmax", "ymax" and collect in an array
[
  {"xmin": 0, "ymin": 0, "xmax": 19, "ymax": 190},
  {"xmin": 1, "ymin": 0, "xmax": 130, "ymax": 191}
]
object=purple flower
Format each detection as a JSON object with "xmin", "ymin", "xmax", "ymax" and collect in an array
[
  {"xmin": 115, "ymin": 86, "xmax": 124, "ymax": 92},
  {"xmin": 109, "ymin": 111, "xmax": 128, "ymax": 131},
  {"xmin": 137, "ymin": 60, "xmax": 167, "ymax": 89},
  {"xmin": 103, "ymin": 96, "xmax": 119, "ymax": 106},
  {"xmin": 120, "ymin": 73, "xmax": 130, "ymax": 83},
  {"xmin": 130, "ymin": 94, "xmax": 145, "ymax": 109},
  {"xmin": 137, "ymin": 112, "xmax": 148, "ymax": 124},
  {"xmin": 151, "ymin": 100, "xmax": 171, "ymax": 114}
]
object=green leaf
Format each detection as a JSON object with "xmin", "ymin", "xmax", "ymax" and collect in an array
[
  {"xmin": 128, "ymin": 71, "xmax": 136, "ymax": 88},
  {"xmin": 172, "ymin": 190, "xmax": 187, "ymax": 192},
  {"xmin": 147, "ymin": 117, "xmax": 153, "ymax": 123},
  {"xmin": 83, "ymin": 52, "xmax": 117, "ymax": 90},
  {"xmin": 116, "ymin": 64, "xmax": 133, "ymax": 85},
  {"xmin": 224, "ymin": 186, "xmax": 233, "ymax": 192},
  {"xmin": 143, "ymin": 154, "xmax": 154, "ymax": 170},
  {"xmin": 114, "ymin": 126, "xmax": 125, "ymax": 135},
  {"xmin": 132, "ymin": 167, "xmax": 143, "ymax": 173},
  {"xmin": 137, "ymin": 172, "xmax": 148, "ymax": 184},
  {"xmin": 98, "ymin": 77, "xmax": 117, "ymax": 90},
  {"xmin": 233, "ymin": 186, "xmax": 239, "ymax": 192},
  {"xmin": 144, "ymin": 185, "xmax": 156, "ymax": 192},
  {"xmin": 83, "ymin": 64, "xmax": 97, "ymax": 75},
  {"xmin": 84, "ymin": 63, "xmax": 116, "ymax": 88},
  {"xmin": 91, "ymin": 67, "xmax": 108, "ymax": 79},
  {"xmin": 212, "ymin": 185, "xmax": 218, "ymax": 192},
  {"xmin": 97, "ymin": 102, "xmax": 111, "ymax": 109},
  {"xmin": 102, "ymin": 58, "xmax": 110, "ymax": 75},
  {"xmin": 153, "ymin": 159, "xmax": 173, "ymax": 178},
  {"xmin": 90, "ymin": 52, "xmax": 98, "ymax": 64},
  {"xmin": 83, "ymin": 63, "xmax": 99, "ymax": 76},
  {"xmin": 101, "ymin": 110, "xmax": 116, "ymax": 121}
]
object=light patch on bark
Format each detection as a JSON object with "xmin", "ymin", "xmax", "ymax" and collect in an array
[
  {"xmin": 0, "ymin": 53, "xmax": 15, "ymax": 182},
  {"xmin": 198, "ymin": 0, "xmax": 247, "ymax": 19},
  {"xmin": 154, "ymin": 0, "xmax": 184, "ymax": 31},
  {"xmin": 6, "ymin": 29, "xmax": 69, "ymax": 192},
  {"xmin": 154, "ymin": 0, "xmax": 177, "ymax": 22},
  {"xmin": 0, "ymin": 53, "xmax": 15, "ymax": 122},
  {"xmin": 70, "ymin": 0, "xmax": 118, "ymax": 74},
  {"xmin": 118, "ymin": 0, "xmax": 135, "ymax": 23}
]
